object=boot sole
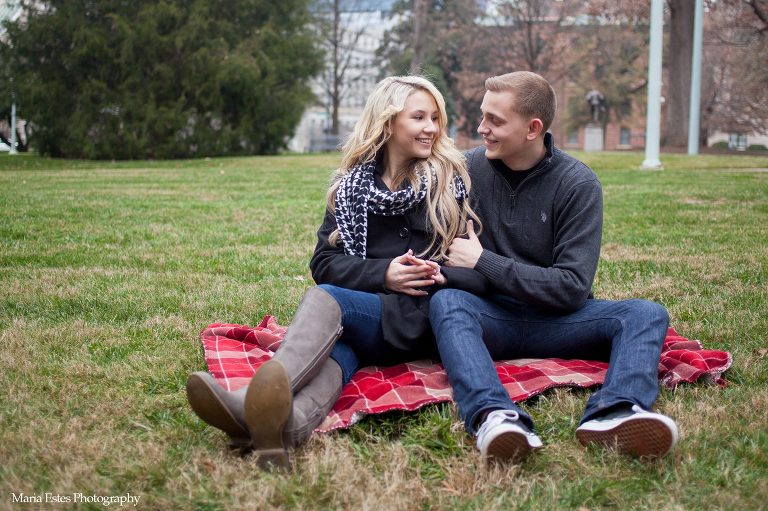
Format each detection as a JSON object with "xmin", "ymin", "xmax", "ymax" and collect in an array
[
  {"xmin": 186, "ymin": 372, "xmax": 250, "ymax": 444},
  {"xmin": 227, "ymin": 437, "xmax": 254, "ymax": 451},
  {"xmin": 576, "ymin": 417, "xmax": 675, "ymax": 460},
  {"xmin": 244, "ymin": 360, "xmax": 293, "ymax": 470}
]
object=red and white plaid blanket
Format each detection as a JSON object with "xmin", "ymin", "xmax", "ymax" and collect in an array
[{"xmin": 200, "ymin": 317, "xmax": 732, "ymax": 433}]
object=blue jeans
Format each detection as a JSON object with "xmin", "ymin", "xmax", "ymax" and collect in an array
[
  {"xmin": 319, "ymin": 285, "xmax": 437, "ymax": 385},
  {"xmin": 429, "ymin": 289, "xmax": 669, "ymax": 434}
]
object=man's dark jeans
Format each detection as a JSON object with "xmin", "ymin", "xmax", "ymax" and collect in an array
[{"xmin": 429, "ymin": 289, "xmax": 669, "ymax": 434}]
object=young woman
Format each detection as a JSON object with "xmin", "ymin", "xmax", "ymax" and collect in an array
[{"xmin": 186, "ymin": 76, "xmax": 488, "ymax": 470}]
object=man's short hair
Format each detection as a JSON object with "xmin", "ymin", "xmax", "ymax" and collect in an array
[{"xmin": 485, "ymin": 71, "xmax": 557, "ymax": 133}]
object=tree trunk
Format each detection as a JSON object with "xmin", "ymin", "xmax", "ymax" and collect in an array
[
  {"xmin": 410, "ymin": 0, "xmax": 428, "ymax": 72},
  {"xmin": 331, "ymin": 0, "xmax": 341, "ymax": 136},
  {"xmin": 332, "ymin": 97, "xmax": 340, "ymax": 137},
  {"xmin": 664, "ymin": 0, "xmax": 695, "ymax": 147}
]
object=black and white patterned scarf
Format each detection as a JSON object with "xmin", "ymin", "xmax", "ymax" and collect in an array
[{"xmin": 335, "ymin": 160, "xmax": 468, "ymax": 258}]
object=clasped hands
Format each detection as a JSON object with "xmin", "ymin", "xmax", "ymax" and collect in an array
[
  {"xmin": 384, "ymin": 249, "xmax": 446, "ymax": 296},
  {"xmin": 384, "ymin": 221, "xmax": 483, "ymax": 296}
]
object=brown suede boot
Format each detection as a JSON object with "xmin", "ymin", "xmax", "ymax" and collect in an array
[
  {"xmin": 186, "ymin": 372, "xmax": 251, "ymax": 447},
  {"xmin": 244, "ymin": 359, "xmax": 293, "ymax": 469},
  {"xmin": 271, "ymin": 286, "xmax": 343, "ymax": 391},
  {"xmin": 245, "ymin": 358, "xmax": 344, "ymax": 471},
  {"xmin": 186, "ymin": 287, "xmax": 343, "ymax": 451},
  {"xmin": 243, "ymin": 287, "xmax": 344, "ymax": 470},
  {"xmin": 285, "ymin": 358, "xmax": 344, "ymax": 447}
]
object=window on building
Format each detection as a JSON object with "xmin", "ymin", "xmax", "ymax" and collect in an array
[
  {"xmin": 729, "ymin": 133, "xmax": 748, "ymax": 149},
  {"xmin": 594, "ymin": 65, "xmax": 604, "ymax": 79},
  {"xmin": 620, "ymin": 127, "xmax": 631, "ymax": 146},
  {"xmin": 568, "ymin": 97, "xmax": 580, "ymax": 116},
  {"xmin": 621, "ymin": 40, "xmax": 636, "ymax": 58},
  {"xmin": 567, "ymin": 128, "xmax": 579, "ymax": 145},
  {"xmin": 620, "ymin": 100, "xmax": 632, "ymax": 118}
]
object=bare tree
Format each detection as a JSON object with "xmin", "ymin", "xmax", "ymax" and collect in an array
[
  {"xmin": 584, "ymin": 0, "xmax": 651, "ymax": 21},
  {"xmin": 377, "ymin": 0, "xmax": 493, "ymax": 137},
  {"xmin": 313, "ymin": 0, "xmax": 378, "ymax": 136},
  {"xmin": 736, "ymin": 0, "xmax": 768, "ymax": 31},
  {"xmin": 564, "ymin": 15, "xmax": 651, "ymax": 138},
  {"xmin": 701, "ymin": 0, "xmax": 768, "ymax": 139},
  {"xmin": 584, "ymin": 0, "xmax": 701, "ymax": 146},
  {"xmin": 586, "ymin": 0, "xmax": 768, "ymax": 144},
  {"xmin": 489, "ymin": 0, "xmax": 584, "ymax": 80},
  {"xmin": 410, "ymin": 0, "xmax": 429, "ymax": 71}
]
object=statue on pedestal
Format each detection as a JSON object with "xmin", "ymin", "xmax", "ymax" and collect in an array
[
  {"xmin": 583, "ymin": 90, "xmax": 605, "ymax": 151},
  {"xmin": 585, "ymin": 90, "xmax": 605, "ymax": 124}
]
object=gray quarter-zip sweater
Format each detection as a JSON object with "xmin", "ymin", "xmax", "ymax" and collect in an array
[{"xmin": 466, "ymin": 133, "xmax": 603, "ymax": 313}]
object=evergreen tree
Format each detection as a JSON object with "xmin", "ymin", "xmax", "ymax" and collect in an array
[{"xmin": 0, "ymin": 0, "xmax": 323, "ymax": 159}]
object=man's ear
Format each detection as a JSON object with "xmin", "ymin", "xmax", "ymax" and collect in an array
[{"xmin": 527, "ymin": 118, "xmax": 544, "ymax": 141}]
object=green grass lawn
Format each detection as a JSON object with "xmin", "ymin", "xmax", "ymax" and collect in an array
[{"xmin": 1, "ymin": 151, "xmax": 767, "ymax": 510}]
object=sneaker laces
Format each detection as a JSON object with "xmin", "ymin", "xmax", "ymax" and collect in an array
[
  {"xmin": 593, "ymin": 404, "xmax": 637, "ymax": 422},
  {"xmin": 477, "ymin": 410, "xmax": 524, "ymax": 436}
]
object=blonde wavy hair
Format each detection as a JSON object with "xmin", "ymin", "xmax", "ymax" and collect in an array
[{"xmin": 326, "ymin": 75, "xmax": 480, "ymax": 261}]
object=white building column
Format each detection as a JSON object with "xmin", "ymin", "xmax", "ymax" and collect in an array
[
  {"xmin": 642, "ymin": 0, "xmax": 664, "ymax": 169},
  {"xmin": 9, "ymin": 103, "xmax": 18, "ymax": 155},
  {"xmin": 687, "ymin": 0, "xmax": 704, "ymax": 155}
]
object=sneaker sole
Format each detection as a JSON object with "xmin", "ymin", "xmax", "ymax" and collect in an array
[
  {"xmin": 576, "ymin": 417, "xmax": 674, "ymax": 459},
  {"xmin": 186, "ymin": 372, "xmax": 251, "ymax": 444},
  {"xmin": 244, "ymin": 360, "xmax": 293, "ymax": 470},
  {"xmin": 485, "ymin": 431, "xmax": 537, "ymax": 463}
]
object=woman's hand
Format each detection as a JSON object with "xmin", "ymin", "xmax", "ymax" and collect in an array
[
  {"xmin": 406, "ymin": 252, "xmax": 446, "ymax": 286},
  {"xmin": 385, "ymin": 250, "xmax": 441, "ymax": 296}
]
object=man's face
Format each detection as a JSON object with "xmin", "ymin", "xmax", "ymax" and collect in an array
[{"xmin": 477, "ymin": 91, "xmax": 532, "ymax": 164}]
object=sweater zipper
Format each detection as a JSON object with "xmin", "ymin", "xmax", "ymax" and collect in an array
[{"xmin": 493, "ymin": 166, "xmax": 545, "ymax": 208}]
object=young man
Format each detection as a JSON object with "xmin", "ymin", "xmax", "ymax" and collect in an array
[{"xmin": 430, "ymin": 71, "xmax": 678, "ymax": 462}]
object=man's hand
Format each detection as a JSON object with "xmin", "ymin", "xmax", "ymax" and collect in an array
[
  {"xmin": 445, "ymin": 219, "xmax": 483, "ymax": 269},
  {"xmin": 384, "ymin": 250, "xmax": 439, "ymax": 296}
]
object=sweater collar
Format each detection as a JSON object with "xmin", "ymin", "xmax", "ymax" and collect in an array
[{"xmin": 489, "ymin": 132, "xmax": 555, "ymax": 174}]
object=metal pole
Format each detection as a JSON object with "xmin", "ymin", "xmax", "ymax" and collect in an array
[
  {"xmin": 9, "ymin": 102, "xmax": 18, "ymax": 155},
  {"xmin": 642, "ymin": 0, "xmax": 664, "ymax": 169},
  {"xmin": 687, "ymin": 0, "xmax": 704, "ymax": 155}
]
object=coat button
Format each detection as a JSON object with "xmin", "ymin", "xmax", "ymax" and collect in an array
[{"xmin": 398, "ymin": 227, "xmax": 410, "ymax": 238}]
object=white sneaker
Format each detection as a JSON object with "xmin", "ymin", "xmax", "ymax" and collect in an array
[
  {"xmin": 475, "ymin": 410, "xmax": 543, "ymax": 462},
  {"xmin": 576, "ymin": 404, "xmax": 678, "ymax": 460}
]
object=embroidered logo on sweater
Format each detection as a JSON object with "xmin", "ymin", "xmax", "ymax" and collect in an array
[{"xmin": 541, "ymin": 211, "xmax": 547, "ymax": 222}]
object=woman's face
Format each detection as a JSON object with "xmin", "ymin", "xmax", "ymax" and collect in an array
[{"xmin": 387, "ymin": 90, "xmax": 439, "ymax": 163}]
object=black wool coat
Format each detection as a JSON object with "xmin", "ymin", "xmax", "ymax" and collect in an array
[{"xmin": 309, "ymin": 171, "xmax": 489, "ymax": 353}]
